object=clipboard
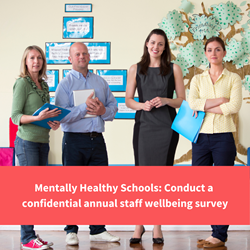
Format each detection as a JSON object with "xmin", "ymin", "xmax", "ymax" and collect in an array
[{"xmin": 31, "ymin": 103, "xmax": 71, "ymax": 129}]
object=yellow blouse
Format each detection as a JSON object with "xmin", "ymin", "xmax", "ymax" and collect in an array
[{"xmin": 189, "ymin": 68, "xmax": 242, "ymax": 133}]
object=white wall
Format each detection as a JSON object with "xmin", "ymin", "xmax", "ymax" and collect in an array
[
  {"xmin": 1, "ymin": 0, "xmax": 249, "ymax": 165},
  {"xmin": 0, "ymin": 0, "xmax": 249, "ymax": 230}
]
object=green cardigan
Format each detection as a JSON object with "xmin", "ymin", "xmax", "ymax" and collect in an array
[{"xmin": 11, "ymin": 77, "xmax": 50, "ymax": 143}]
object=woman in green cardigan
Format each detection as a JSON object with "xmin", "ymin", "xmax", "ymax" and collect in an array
[{"xmin": 11, "ymin": 45, "xmax": 60, "ymax": 249}]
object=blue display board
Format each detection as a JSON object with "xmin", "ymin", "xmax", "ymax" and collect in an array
[
  {"xmin": 65, "ymin": 4, "xmax": 92, "ymax": 12},
  {"xmin": 115, "ymin": 97, "xmax": 139, "ymax": 119},
  {"xmin": 46, "ymin": 70, "xmax": 59, "ymax": 92},
  {"xmin": 63, "ymin": 17, "xmax": 93, "ymax": 39},
  {"xmin": 46, "ymin": 42, "xmax": 111, "ymax": 64},
  {"xmin": 50, "ymin": 96, "xmax": 55, "ymax": 105},
  {"xmin": 97, "ymin": 70, "xmax": 127, "ymax": 92},
  {"xmin": 63, "ymin": 69, "xmax": 93, "ymax": 78}
]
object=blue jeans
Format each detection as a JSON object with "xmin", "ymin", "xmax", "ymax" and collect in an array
[
  {"xmin": 15, "ymin": 136, "xmax": 49, "ymax": 244},
  {"xmin": 14, "ymin": 136, "xmax": 49, "ymax": 166},
  {"xmin": 63, "ymin": 132, "xmax": 107, "ymax": 235}
]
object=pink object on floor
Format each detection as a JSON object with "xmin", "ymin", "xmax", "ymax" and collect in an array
[{"xmin": 0, "ymin": 147, "xmax": 14, "ymax": 166}]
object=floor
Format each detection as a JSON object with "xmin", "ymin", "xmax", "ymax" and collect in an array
[{"xmin": 0, "ymin": 230, "xmax": 249, "ymax": 250}]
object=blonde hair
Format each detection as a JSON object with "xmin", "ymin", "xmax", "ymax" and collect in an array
[{"xmin": 20, "ymin": 45, "xmax": 47, "ymax": 82}]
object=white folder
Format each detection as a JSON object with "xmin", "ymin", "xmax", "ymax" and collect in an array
[{"xmin": 73, "ymin": 89, "xmax": 96, "ymax": 118}]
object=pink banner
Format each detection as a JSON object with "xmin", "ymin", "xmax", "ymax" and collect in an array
[{"xmin": 0, "ymin": 166, "xmax": 249, "ymax": 225}]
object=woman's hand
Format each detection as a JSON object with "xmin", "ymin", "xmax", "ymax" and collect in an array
[
  {"xmin": 37, "ymin": 108, "xmax": 61, "ymax": 121},
  {"xmin": 143, "ymin": 100, "xmax": 154, "ymax": 111},
  {"xmin": 192, "ymin": 110, "xmax": 198, "ymax": 118},
  {"xmin": 47, "ymin": 121, "xmax": 60, "ymax": 130},
  {"xmin": 220, "ymin": 97, "xmax": 230, "ymax": 104},
  {"xmin": 150, "ymin": 97, "xmax": 167, "ymax": 108}
]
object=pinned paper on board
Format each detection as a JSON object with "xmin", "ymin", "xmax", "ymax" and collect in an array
[
  {"xmin": 63, "ymin": 17, "xmax": 94, "ymax": 39},
  {"xmin": 115, "ymin": 97, "xmax": 139, "ymax": 119},
  {"xmin": 97, "ymin": 70, "xmax": 127, "ymax": 92},
  {"xmin": 65, "ymin": 4, "xmax": 92, "ymax": 12},
  {"xmin": 46, "ymin": 42, "xmax": 111, "ymax": 64},
  {"xmin": 46, "ymin": 70, "xmax": 59, "ymax": 92}
]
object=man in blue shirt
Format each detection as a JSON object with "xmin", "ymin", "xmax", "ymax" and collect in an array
[{"xmin": 55, "ymin": 42, "xmax": 119, "ymax": 245}]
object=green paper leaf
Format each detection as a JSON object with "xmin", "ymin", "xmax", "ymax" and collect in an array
[{"xmin": 158, "ymin": 10, "xmax": 185, "ymax": 40}]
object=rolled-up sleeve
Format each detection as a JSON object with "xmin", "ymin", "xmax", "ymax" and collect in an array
[
  {"xmin": 220, "ymin": 74, "xmax": 242, "ymax": 116},
  {"xmin": 189, "ymin": 75, "xmax": 207, "ymax": 111},
  {"xmin": 11, "ymin": 79, "xmax": 27, "ymax": 126}
]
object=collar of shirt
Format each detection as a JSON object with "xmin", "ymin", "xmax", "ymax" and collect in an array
[
  {"xmin": 202, "ymin": 68, "xmax": 230, "ymax": 78},
  {"xmin": 70, "ymin": 69, "xmax": 91, "ymax": 80}
]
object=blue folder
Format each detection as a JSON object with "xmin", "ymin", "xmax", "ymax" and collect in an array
[
  {"xmin": 31, "ymin": 103, "xmax": 71, "ymax": 129},
  {"xmin": 171, "ymin": 100, "xmax": 205, "ymax": 143}
]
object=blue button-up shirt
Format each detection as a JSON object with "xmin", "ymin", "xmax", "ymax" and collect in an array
[{"xmin": 55, "ymin": 69, "xmax": 118, "ymax": 133}]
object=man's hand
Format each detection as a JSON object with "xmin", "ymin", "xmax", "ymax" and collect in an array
[
  {"xmin": 86, "ymin": 96, "xmax": 106, "ymax": 116},
  {"xmin": 48, "ymin": 121, "xmax": 60, "ymax": 130},
  {"xmin": 85, "ymin": 92, "xmax": 97, "ymax": 109}
]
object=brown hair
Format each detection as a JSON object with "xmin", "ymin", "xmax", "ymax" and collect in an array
[
  {"xmin": 205, "ymin": 37, "xmax": 226, "ymax": 51},
  {"xmin": 139, "ymin": 29, "xmax": 171, "ymax": 76},
  {"xmin": 19, "ymin": 45, "xmax": 47, "ymax": 82}
]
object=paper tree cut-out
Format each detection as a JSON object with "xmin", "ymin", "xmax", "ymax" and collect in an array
[
  {"xmin": 159, "ymin": 10, "xmax": 186, "ymax": 40},
  {"xmin": 189, "ymin": 15, "xmax": 221, "ymax": 40},
  {"xmin": 172, "ymin": 55, "xmax": 189, "ymax": 77},
  {"xmin": 158, "ymin": 1, "xmax": 249, "ymax": 165},
  {"xmin": 209, "ymin": 1, "xmax": 242, "ymax": 29},
  {"xmin": 224, "ymin": 38, "xmax": 249, "ymax": 68},
  {"xmin": 179, "ymin": 0, "xmax": 195, "ymax": 14},
  {"xmin": 179, "ymin": 41, "xmax": 208, "ymax": 68},
  {"xmin": 243, "ymin": 75, "xmax": 250, "ymax": 92},
  {"xmin": 241, "ymin": 29, "xmax": 250, "ymax": 54}
]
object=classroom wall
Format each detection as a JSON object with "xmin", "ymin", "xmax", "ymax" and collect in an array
[
  {"xmin": 0, "ymin": 0, "xmax": 249, "ymax": 166},
  {"xmin": 1, "ymin": 0, "xmax": 250, "ymax": 232}
]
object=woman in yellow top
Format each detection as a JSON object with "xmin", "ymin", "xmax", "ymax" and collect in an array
[{"xmin": 189, "ymin": 37, "xmax": 242, "ymax": 248}]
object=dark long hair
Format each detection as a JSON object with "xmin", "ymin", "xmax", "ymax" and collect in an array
[{"xmin": 138, "ymin": 29, "xmax": 171, "ymax": 76}]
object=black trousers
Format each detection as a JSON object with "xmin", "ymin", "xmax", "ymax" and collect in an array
[
  {"xmin": 192, "ymin": 132, "xmax": 236, "ymax": 242},
  {"xmin": 63, "ymin": 132, "xmax": 108, "ymax": 235}
]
